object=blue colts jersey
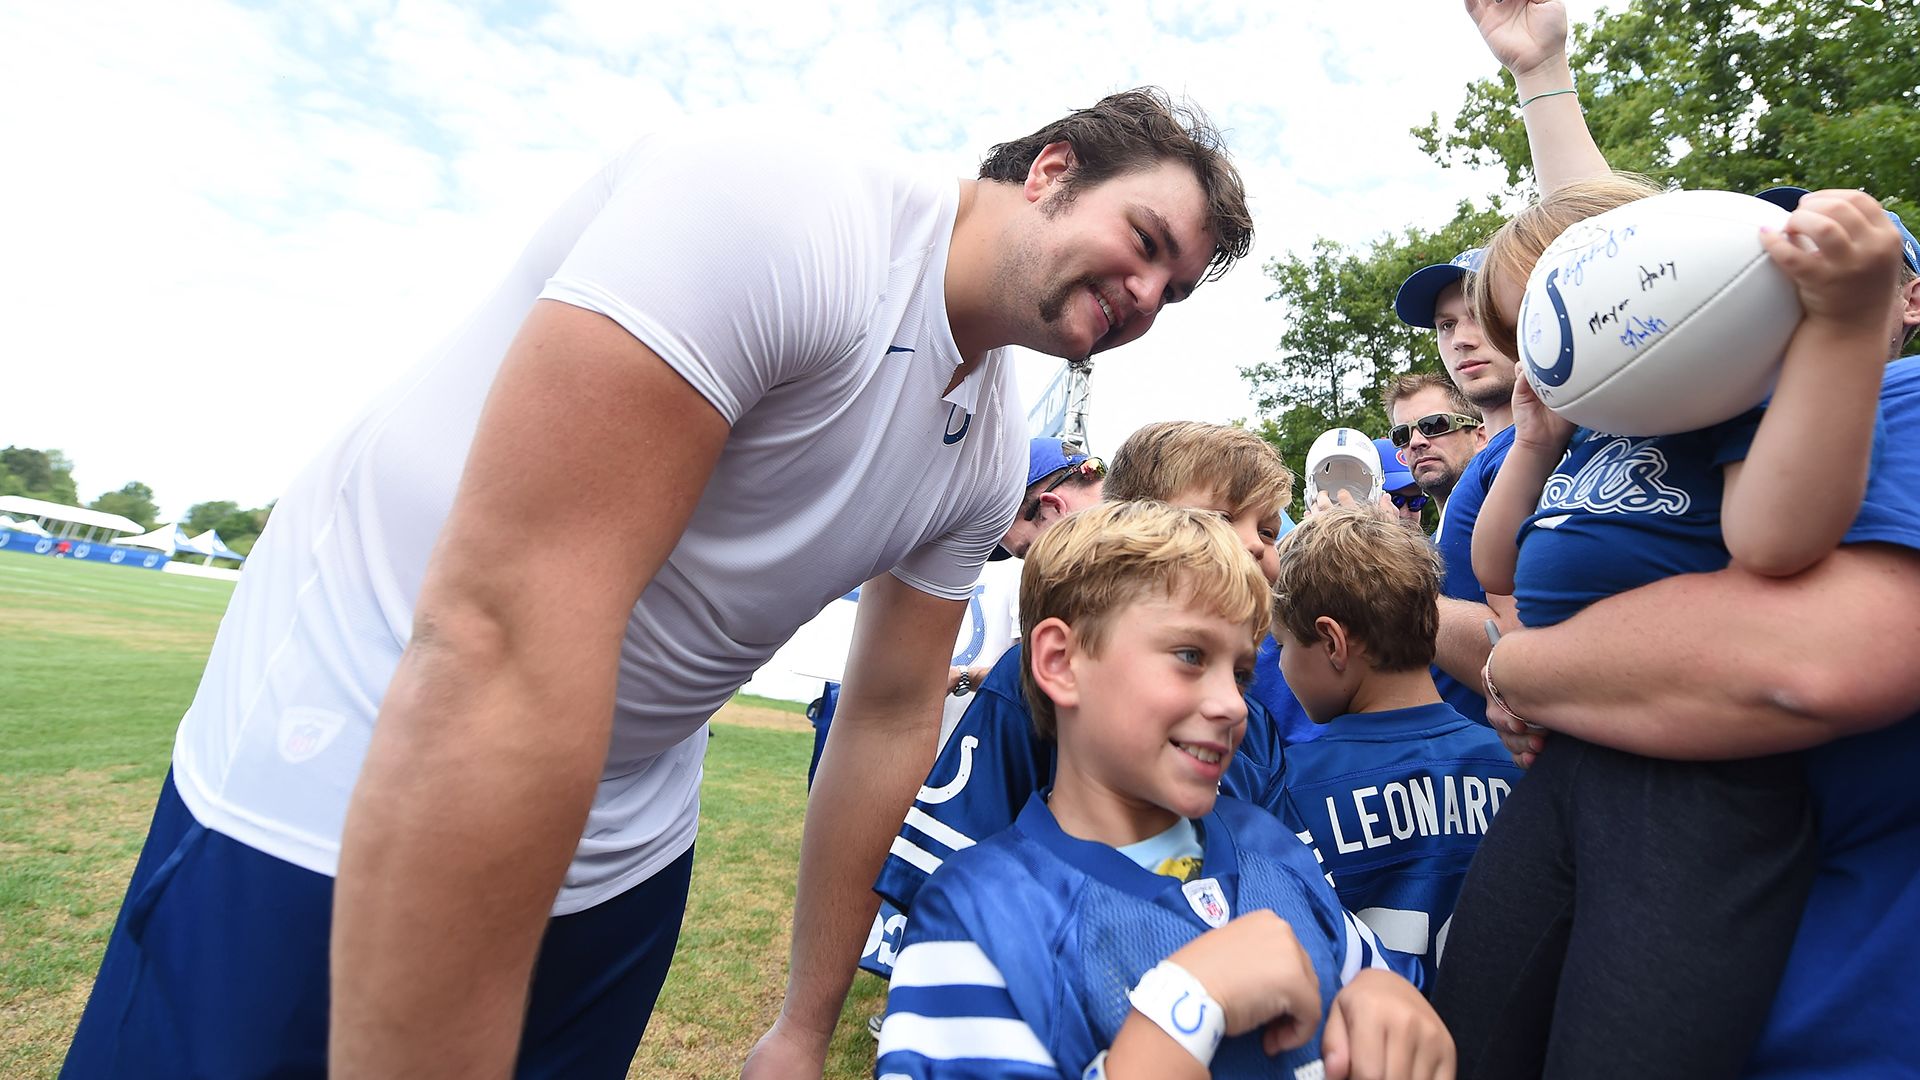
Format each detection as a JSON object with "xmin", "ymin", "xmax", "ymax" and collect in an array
[
  {"xmin": 867, "ymin": 641, "xmax": 1311, "ymax": 980},
  {"xmin": 1276, "ymin": 703, "xmax": 1524, "ymax": 983},
  {"xmin": 876, "ymin": 795, "xmax": 1405, "ymax": 1079}
]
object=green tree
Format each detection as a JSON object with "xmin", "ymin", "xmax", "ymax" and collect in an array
[
  {"xmin": 1416, "ymin": 0, "xmax": 1920, "ymax": 217},
  {"xmin": 1249, "ymin": 0, "xmax": 1920, "ymax": 447},
  {"xmin": 183, "ymin": 498, "xmax": 274, "ymax": 557},
  {"xmin": 1243, "ymin": 204, "xmax": 1509, "ymax": 478},
  {"xmin": 1, "ymin": 446, "xmax": 80, "ymax": 505},
  {"xmin": 89, "ymin": 482, "xmax": 160, "ymax": 532},
  {"xmin": 183, "ymin": 500, "xmax": 241, "ymax": 534}
]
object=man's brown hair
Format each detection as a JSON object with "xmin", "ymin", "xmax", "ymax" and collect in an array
[
  {"xmin": 1019, "ymin": 500, "xmax": 1270, "ymax": 741},
  {"xmin": 1384, "ymin": 371, "xmax": 1478, "ymax": 422},
  {"xmin": 978, "ymin": 88, "xmax": 1253, "ymax": 284},
  {"xmin": 1104, "ymin": 420, "xmax": 1292, "ymax": 520},
  {"xmin": 1271, "ymin": 507, "xmax": 1443, "ymax": 672}
]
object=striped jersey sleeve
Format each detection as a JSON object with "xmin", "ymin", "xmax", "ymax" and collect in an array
[
  {"xmin": 1338, "ymin": 907, "xmax": 1423, "ymax": 992},
  {"xmin": 875, "ymin": 884, "xmax": 1062, "ymax": 1080},
  {"xmin": 874, "ymin": 648, "xmax": 1048, "ymax": 917}
]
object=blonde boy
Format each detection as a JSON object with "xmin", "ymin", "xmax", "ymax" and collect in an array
[
  {"xmin": 868, "ymin": 421, "xmax": 1318, "ymax": 979},
  {"xmin": 877, "ymin": 501, "xmax": 1450, "ymax": 1080}
]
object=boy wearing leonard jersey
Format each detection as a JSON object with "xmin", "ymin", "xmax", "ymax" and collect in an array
[
  {"xmin": 876, "ymin": 501, "xmax": 1451, "ymax": 1080},
  {"xmin": 868, "ymin": 422, "xmax": 1334, "ymax": 979},
  {"xmin": 1270, "ymin": 509, "xmax": 1522, "ymax": 984}
]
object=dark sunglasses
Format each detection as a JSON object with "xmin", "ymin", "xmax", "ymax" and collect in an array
[
  {"xmin": 1389, "ymin": 491, "xmax": 1431, "ymax": 511},
  {"xmin": 1021, "ymin": 457, "xmax": 1109, "ymax": 521},
  {"xmin": 1389, "ymin": 412, "xmax": 1482, "ymax": 448}
]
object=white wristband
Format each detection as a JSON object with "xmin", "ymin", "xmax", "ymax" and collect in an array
[{"xmin": 1126, "ymin": 960, "xmax": 1227, "ymax": 1067}]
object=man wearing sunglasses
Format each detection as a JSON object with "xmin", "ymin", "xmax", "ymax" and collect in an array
[
  {"xmin": 1385, "ymin": 373, "xmax": 1485, "ymax": 510},
  {"xmin": 992, "ymin": 438, "xmax": 1109, "ymax": 561}
]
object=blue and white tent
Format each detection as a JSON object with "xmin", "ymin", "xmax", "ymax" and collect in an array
[
  {"xmin": 119, "ymin": 522, "xmax": 202, "ymax": 556},
  {"xmin": 189, "ymin": 530, "xmax": 246, "ymax": 562}
]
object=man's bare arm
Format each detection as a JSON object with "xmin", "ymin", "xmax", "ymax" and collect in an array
[
  {"xmin": 331, "ymin": 300, "xmax": 731, "ymax": 1077},
  {"xmin": 1491, "ymin": 544, "xmax": 1920, "ymax": 760},
  {"xmin": 746, "ymin": 571, "xmax": 965, "ymax": 1077},
  {"xmin": 1433, "ymin": 592, "xmax": 1516, "ymax": 691}
]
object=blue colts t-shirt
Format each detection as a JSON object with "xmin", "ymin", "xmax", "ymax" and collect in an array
[{"xmin": 1511, "ymin": 412, "xmax": 1760, "ymax": 628}]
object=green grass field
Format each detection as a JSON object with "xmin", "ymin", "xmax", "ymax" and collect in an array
[{"xmin": 0, "ymin": 553, "xmax": 884, "ymax": 1079}]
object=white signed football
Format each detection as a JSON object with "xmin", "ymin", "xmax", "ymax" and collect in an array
[{"xmin": 1517, "ymin": 188, "xmax": 1799, "ymax": 436}]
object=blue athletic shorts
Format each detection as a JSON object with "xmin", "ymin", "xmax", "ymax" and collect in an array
[{"xmin": 62, "ymin": 771, "xmax": 695, "ymax": 1079}]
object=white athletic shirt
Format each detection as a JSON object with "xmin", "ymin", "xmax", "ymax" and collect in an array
[{"xmin": 171, "ymin": 123, "xmax": 1026, "ymax": 914}]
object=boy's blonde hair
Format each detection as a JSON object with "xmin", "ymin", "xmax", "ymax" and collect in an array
[
  {"xmin": 1105, "ymin": 420, "xmax": 1292, "ymax": 519},
  {"xmin": 1271, "ymin": 508, "xmax": 1443, "ymax": 672},
  {"xmin": 1019, "ymin": 500, "xmax": 1271, "ymax": 741},
  {"xmin": 1468, "ymin": 172, "xmax": 1666, "ymax": 362}
]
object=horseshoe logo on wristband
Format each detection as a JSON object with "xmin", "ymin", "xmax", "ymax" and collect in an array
[{"xmin": 1171, "ymin": 992, "xmax": 1208, "ymax": 1035}]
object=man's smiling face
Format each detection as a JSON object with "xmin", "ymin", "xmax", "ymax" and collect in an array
[{"xmin": 996, "ymin": 159, "xmax": 1216, "ymax": 361}]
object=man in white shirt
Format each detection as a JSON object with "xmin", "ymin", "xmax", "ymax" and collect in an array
[{"xmin": 62, "ymin": 90, "xmax": 1252, "ymax": 1080}]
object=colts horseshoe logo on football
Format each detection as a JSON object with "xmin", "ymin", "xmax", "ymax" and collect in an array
[{"xmin": 1526, "ymin": 267, "xmax": 1578, "ymax": 388}]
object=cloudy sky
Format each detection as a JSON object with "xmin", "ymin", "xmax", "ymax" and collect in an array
[{"xmin": 2, "ymin": 0, "xmax": 1608, "ymax": 520}]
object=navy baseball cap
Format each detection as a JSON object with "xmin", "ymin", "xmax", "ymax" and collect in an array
[
  {"xmin": 1373, "ymin": 438, "xmax": 1417, "ymax": 491},
  {"xmin": 1394, "ymin": 248, "xmax": 1486, "ymax": 329},
  {"xmin": 988, "ymin": 437, "xmax": 1091, "ymax": 561},
  {"xmin": 1754, "ymin": 187, "xmax": 1920, "ymax": 275}
]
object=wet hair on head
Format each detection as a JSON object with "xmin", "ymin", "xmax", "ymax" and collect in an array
[{"xmin": 978, "ymin": 87, "xmax": 1253, "ymax": 284}]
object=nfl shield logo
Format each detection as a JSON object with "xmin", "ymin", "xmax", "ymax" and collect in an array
[
  {"xmin": 278, "ymin": 706, "xmax": 346, "ymax": 764},
  {"xmin": 1182, "ymin": 877, "xmax": 1230, "ymax": 928}
]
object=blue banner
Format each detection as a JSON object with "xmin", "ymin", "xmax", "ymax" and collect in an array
[{"xmin": 0, "ymin": 529, "xmax": 171, "ymax": 570}]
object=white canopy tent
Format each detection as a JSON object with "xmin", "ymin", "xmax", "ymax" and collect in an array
[
  {"xmin": 188, "ymin": 529, "xmax": 246, "ymax": 563},
  {"xmin": 118, "ymin": 522, "xmax": 207, "ymax": 556},
  {"xmin": 0, "ymin": 495, "xmax": 143, "ymax": 540}
]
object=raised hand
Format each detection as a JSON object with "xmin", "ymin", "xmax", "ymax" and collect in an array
[
  {"xmin": 1762, "ymin": 189, "xmax": 1905, "ymax": 341},
  {"xmin": 1464, "ymin": 0, "xmax": 1571, "ymax": 81}
]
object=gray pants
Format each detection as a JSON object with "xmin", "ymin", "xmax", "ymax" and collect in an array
[{"xmin": 1432, "ymin": 735, "xmax": 1816, "ymax": 1080}]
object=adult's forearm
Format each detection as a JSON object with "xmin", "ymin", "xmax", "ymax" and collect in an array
[
  {"xmin": 331, "ymin": 631, "xmax": 614, "ymax": 1078},
  {"xmin": 1493, "ymin": 546, "xmax": 1920, "ymax": 759},
  {"xmin": 779, "ymin": 703, "xmax": 943, "ymax": 1042},
  {"xmin": 1433, "ymin": 595, "xmax": 1511, "ymax": 690}
]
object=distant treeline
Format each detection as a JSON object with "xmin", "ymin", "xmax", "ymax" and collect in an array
[
  {"xmin": 1244, "ymin": 0, "xmax": 1920, "ymax": 494},
  {"xmin": 2, "ymin": 445, "xmax": 273, "ymax": 557}
]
